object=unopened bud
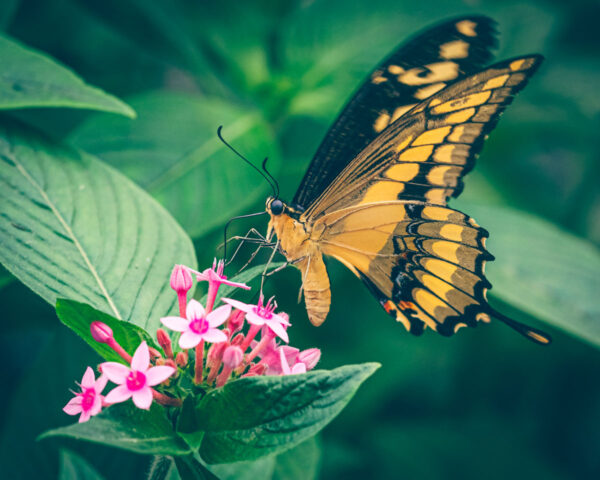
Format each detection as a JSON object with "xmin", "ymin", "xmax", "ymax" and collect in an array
[
  {"xmin": 222, "ymin": 345, "xmax": 243, "ymax": 368},
  {"xmin": 165, "ymin": 358, "xmax": 177, "ymax": 369},
  {"xmin": 298, "ymin": 348, "xmax": 321, "ymax": 370},
  {"xmin": 176, "ymin": 351, "xmax": 188, "ymax": 367},
  {"xmin": 156, "ymin": 328, "xmax": 174, "ymax": 359},
  {"xmin": 231, "ymin": 333, "xmax": 244, "ymax": 346},
  {"xmin": 148, "ymin": 347, "xmax": 162, "ymax": 359},
  {"xmin": 90, "ymin": 321, "xmax": 113, "ymax": 344},
  {"xmin": 243, "ymin": 362, "xmax": 267, "ymax": 377},
  {"xmin": 207, "ymin": 341, "xmax": 227, "ymax": 367},
  {"xmin": 227, "ymin": 309, "xmax": 245, "ymax": 334},
  {"xmin": 170, "ymin": 264, "xmax": 193, "ymax": 293}
]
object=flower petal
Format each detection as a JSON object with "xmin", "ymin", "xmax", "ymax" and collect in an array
[
  {"xmin": 79, "ymin": 410, "xmax": 92, "ymax": 423},
  {"xmin": 207, "ymin": 304, "xmax": 232, "ymax": 328},
  {"xmin": 179, "ymin": 330, "xmax": 202, "ymax": 349},
  {"xmin": 201, "ymin": 328, "xmax": 228, "ymax": 344},
  {"xmin": 63, "ymin": 397, "xmax": 82, "ymax": 415},
  {"xmin": 291, "ymin": 363, "xmax": 307, "ymax": 374},
  {"xmin": 80, "ymin": 366, "xmax": 96, "ymax": 389},
  {"xmin": 94, "ymin": 374, "xmax": 109, "ymax": 394},
  {"xmin": 272, "ymin": 313, "xmax": 291, "ymax": 326},
  {"xmin": 246, "ymin": 311, "xmax": 266, "ymax": 326},
  {"xmin": 221, "ymin": 298, "xmax": 252, "ymax": 313},
  {"xmin": 131, "ymin": 341, "xmax": 150, "ymax": 372},
  {"xmin": 160, "ymin": 316, "xmax": 189, "ymax": 332},
  {"xmin": 132, "ymin": 387, "xmax": 153, "ymax": 410},
  {"xmin": 279, "ymin": 347, "xmax": 291, "ymax": 375},
  {"xmin": 145, "ymin": 366, "xmax": 176, "ymax": 386},
  {"xmin": 186, "ymin": 299, "xmax": 205, "ymax": 321},
  {"xmin": 90, "ymin": 395, "xmax": 103, "ymax": 416},
  {"xmin": 266, "ymin": 319, "xmax": 289, "ymax": 343},
  {"xmin": 221, "ymin": 279, "xmax": 250, "ymax": 290},
  {"xmin": 104, "ymin": 384, "xmax": 133, "ymax": 404},
  {"xmin": 100, "ymin": 362, "xmax": 130, "ymax": 384}
]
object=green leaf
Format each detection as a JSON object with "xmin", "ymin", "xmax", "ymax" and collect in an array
[
  {"xmin": 457, "ymin": 203, "xmax": 600, "ymax": 347},
  {"xmin": 40, "ymin": 403, "xmax": 190, "ymax": 456},
  {"xmin": 69, "ymin": 91, "xmax": 280, "ymax": 238},
  {"xmin": 0, "ymin": 34, "xmax": 135, "ymax": 117},
  {"xmin": 186, "ymin": 363, "xmax": 379, "ymax": 463},
  {"xmin": 59, "ymin": 449, "xmax": 106, "ymax": 480},
  {"xmin": 272, "ymin": 437, "xmax": 320, "ymax": 480},
  {"xmin": 56, "ymin": 299, "xmax": 158, "ymax": 363},
  {"xmin": 175, "ymin": 456, "xmax": 221, "ymax": 480},
  {"xmin": 0, "ymin": 120, "xmax": 197, "ymax": 329},
  {"xmin": 209, "ymin": 457, "xmax": 275, "ymax": 480}
]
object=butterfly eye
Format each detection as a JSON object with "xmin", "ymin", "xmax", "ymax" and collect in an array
[{"xmin": 270, "ymin": 199, "xmax": 284, "ymax": 215}]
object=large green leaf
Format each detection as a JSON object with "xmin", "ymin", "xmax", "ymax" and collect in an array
[
  {"xmin": 56, "ymin": 299, "xmax": 158, "ymax": 363},
  {"xmin": 0, "ymin": 120, "xmax": 197, "ymax": 328},
  {"xmin": 40, "ymin": 403, "xmax": 190, "ymax": 456},
  {"xmin": 272, "ymin": 437, "xmax": 320, "ymax": 480},
  {"xmin": 0, "ymin": 34, "xmax": 134, "ymax": 117},
  {"xmin": 182, "ymin": 363, "xmax": 379, "ymax": 463},
  {"xmin": 59, "ymin": 450, "xmax": 106, "ymax": 480},
  {"xmin": 457, "ymin": 203, "xmax": 600, "ymax": 346},
  {"xmin": 69, "ymin": 91, "xmax": 280, "ymax": 239}
]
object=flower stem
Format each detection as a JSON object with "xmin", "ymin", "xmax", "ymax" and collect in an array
[
  {"xmin": 152, "ymin": 389, "xmax": 182, "ymax": 407},
  {"xmin": 194, "ymin": 340, "xmax": 204, "ymax": 384},
  {"xmin": 216, "ymin": 366, "xmax": 232, "ymax": 387},
  {"xmin": 177, "ymin": 292, "xmax": 187, "ymax": 318},
  {"xmin": 245, "ymin": 331, "xmax": 273, "ymax": 364},
  {"xmin": 107, "ymin": 338, "xmax": 132, "ymax": 363},
  {"xmin": 240, "ymin": 324, "xmax": 260, "ymax": 352}
]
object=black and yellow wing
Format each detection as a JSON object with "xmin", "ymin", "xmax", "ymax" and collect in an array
[
  {"xmin": 293, "ymin": 15, "xmax": 498, "ymax": 209},
  {"xmin": 304, "ymin": 55, "xmax": 544, "ymax": 218},
  {"xmin": 303, "ymin": 55, "xmax": 551, "ymax": 344}
]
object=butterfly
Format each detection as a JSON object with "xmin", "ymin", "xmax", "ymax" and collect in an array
[{"xmin": 263, "ymin": 15, "xmax": 551, "ymax": 344}]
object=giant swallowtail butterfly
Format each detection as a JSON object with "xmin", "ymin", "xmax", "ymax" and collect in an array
[{"xmin": 263, "ymin": 15, "xmax": 551, "ymax": 344}]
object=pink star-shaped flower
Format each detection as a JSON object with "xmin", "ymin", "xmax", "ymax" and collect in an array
[
  {"xmin": 63, "ymin": 367, "xmax": 108, "ymax": 423},
  {"xmin": 160, "ymin": 299, "xmax": 230, "ymax": 349},
  {"xmin": 222, "ymin": 295, "xmax": 290, "ymax": 343},
  {"xmin": 252, "ymin": 335, "xmax": 299, "ymax": 375},
  {"xmin": 101, "ymin": 341, "xmax": 175, "ymax": 410},
  {"xmin": 194, "ymin": 259, "xmax": 250, "ymax": 290}
]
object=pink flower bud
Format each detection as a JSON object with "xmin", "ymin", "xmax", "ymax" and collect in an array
[
  {"xmin": 170, "ymin": 264, "xmax": 193, "ymax": 294},
  {"xmin": 243, "ymin": 362, "xmax": 267, "ymax": 377},
  {"xmin": 148, "ymin": 347, "xmax": 162, "ymax": 359},
  {"xmin": 176, "ymin": 351, "xmax": 188, "ymax": 367},
  {"xmin": 298, "ymin": 348, "xmax": 321, "ymax": 370},
  {"xmin": 165, "ymin": 358, "xmax": 177, "ymax": 369},
  {"xmin": 90, "ymin": 321, "xmax": 113, "ymax": 344},
  {"xmin": 222, "ymin": 345, "xmax": 243, "ymax": 369},
  {"xmin": 156, "ymin": 328, "xmax": 174, "ymax": 359},
  {"xmin": 227, "ymin": 309, "xmax": 245, "ymax": 334},
  {"xmin": 207, "ymin": 341, "xmax": 227, "ymax": 367},
  {"xmin": 231, "ymin": 333, "xmax": 245, "ymax": 346}
]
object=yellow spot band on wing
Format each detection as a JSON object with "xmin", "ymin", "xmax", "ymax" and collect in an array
[
  {"xmin": 433, "ymin": 91, "xmax": 492, "ymax": 114},
  {"xmin": 386, "ymin": 163, "xmax": 420, "ymax": 182},
  {"xmin": 445, "ymin": 108, "xmax": 476, "ymax": 124},
  {"xmin": 483, "ymin": 74, "xmax": 510, "ymax": 90},
  {"xmin": 374, "ymin": 112, "xmax": 390, "ymax": 132},
  {"xmin": 414, "ymin": 82, "xmax": 446, "ymax": 100},
  {"xmin": 456, "ymin": 19, "xmax": 477, "ymax": 37},
  {"xmin": 399, "ymin": 145, "xmax": 434, "ymax": 162},
  {"xmin": 412, "ymin": 126, "xmax": 452, "ymax": 146},
  {"xmin": 439, "ymin": 39, "xmax": 470, "ymax": 59}
]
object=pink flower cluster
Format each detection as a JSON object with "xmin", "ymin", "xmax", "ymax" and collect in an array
[{"xmin": 63, "ymin": 260, "xmax": 321, "ymax": 423}]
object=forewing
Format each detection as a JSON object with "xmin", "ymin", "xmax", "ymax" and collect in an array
[
  {"xmin": 304, "ymin": 55, "xmax": 543, "ymax": 219},
  {"xmin": 293, "ymin": 16, "xmax": 497, "ymax": 209}
]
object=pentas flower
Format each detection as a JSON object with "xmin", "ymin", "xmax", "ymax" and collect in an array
[
  {"xmin": 63, "ymin": 367, "xmax": 108, "ymax": 423},
  {"xmin": 223, "ymin": 295, "xmax": 290, "ymax": 343},
  {"xmin": 193, "ymin": 259, "xmax": 250, "ymax": 311},
  {"xmin": 101, "ymin": 342, "xmax": 175, "ymax": 409},
  {"xmin": 160, "ymin": 299, "xmax": 230, "ymax": 349},
  {"xmin": 251, "ymin": 334, "xmax": 299, "ymax": 375}
]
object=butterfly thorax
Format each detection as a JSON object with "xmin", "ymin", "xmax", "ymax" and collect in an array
[{"xmin": 265, "ymin": 197, "xmax": 331, "ymax": 326}]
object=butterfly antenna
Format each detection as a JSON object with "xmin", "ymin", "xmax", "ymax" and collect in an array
[
  {"xmin": 222, "ymin": 211, "xmax": 268, "ymax": 264},
  {"xmin": 217, "ymin": 126, "xmax": 277, "ymax": 197},
  {"xmin": 261, "ymin": 157, "xmax": 280, "ymax": 199}
]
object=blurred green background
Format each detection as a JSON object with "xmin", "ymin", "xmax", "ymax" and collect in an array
[{"xmin": 1, "ymin": 0, "xmax": 599, "ymax": 479}]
